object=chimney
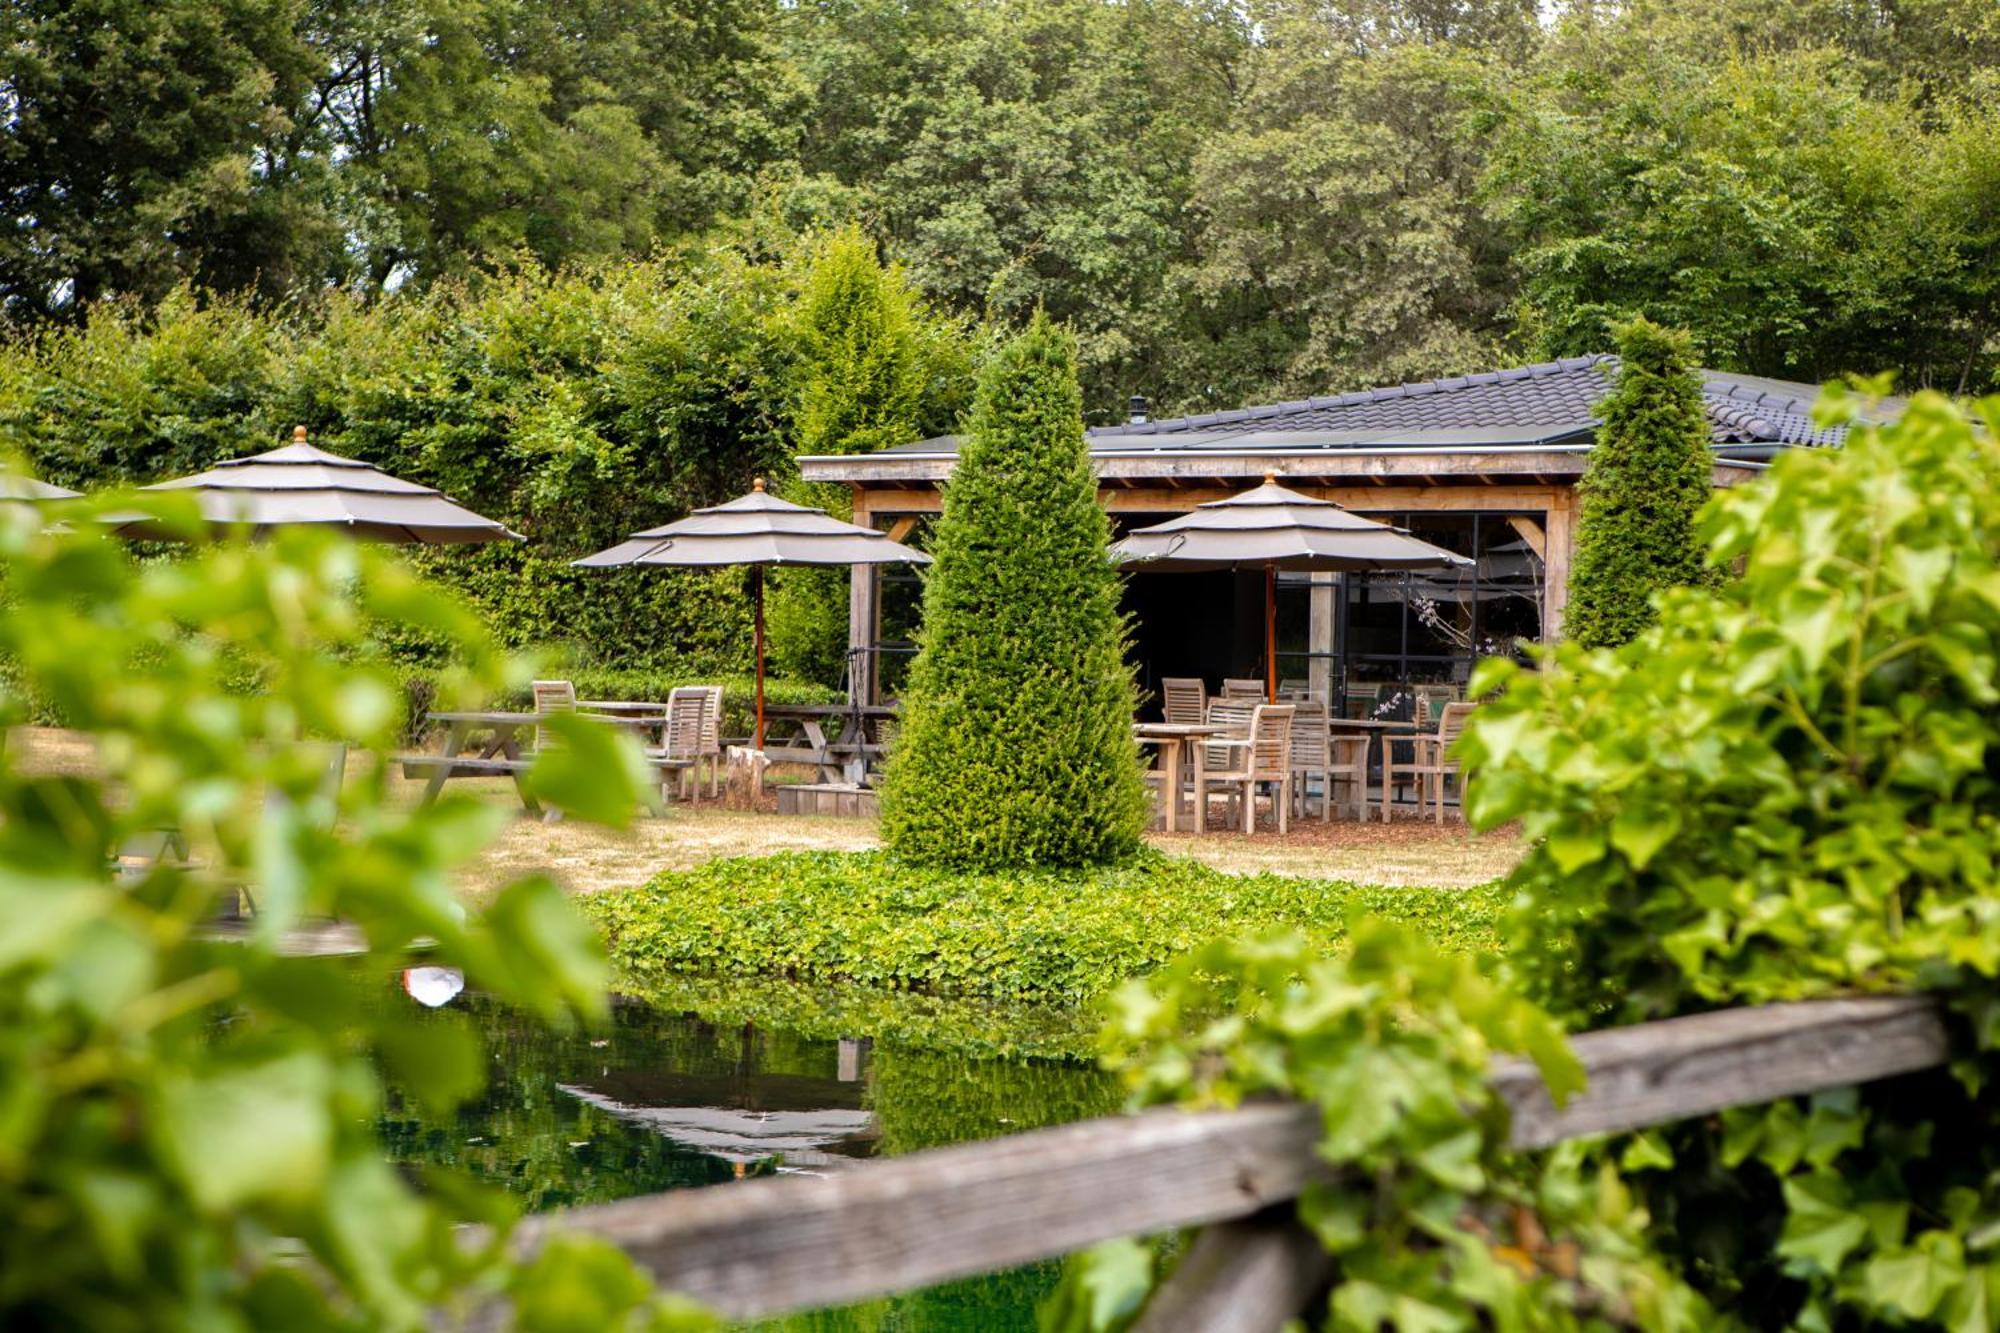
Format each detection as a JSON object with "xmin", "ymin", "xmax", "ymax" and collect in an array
[{"xmin": 1127, "ymin": 394, "xmax": 1149, "ymax": 426}]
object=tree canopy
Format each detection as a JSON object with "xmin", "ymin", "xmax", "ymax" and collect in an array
[{"xmin": 3, "ymin": 0, "xmax": 1994, "ymax": 416}]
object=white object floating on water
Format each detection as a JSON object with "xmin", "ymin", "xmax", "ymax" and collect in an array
[{"xmin": 402, "ymin": 966, "xmax": 466, "ymax": 1008}]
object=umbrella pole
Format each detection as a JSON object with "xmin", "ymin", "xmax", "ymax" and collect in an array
[
  {"xmin": 1265, "ymin": 562, "xmax": 1278, "ymax": 704},
  {"xmin": 753, "ymin": 566, "xmax": 767, "ymax": 751}
]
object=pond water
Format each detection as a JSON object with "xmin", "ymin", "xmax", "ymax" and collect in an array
[{"xmin": 375, "ymin": 976, "xmax": 1123, "ymax": 1330}]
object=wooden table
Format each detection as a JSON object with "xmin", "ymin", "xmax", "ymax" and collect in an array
[
  {"xmin": 402, "ymin": 710, "xmax": 661, "ymax": 815},
  {"xmin": 763, "ymin": 703, "xmax": 899, "ymax": 785},
  {"xmin": 1133, "ymin": 722, "xmax": 1226, "ymax": 834},
  {"xmin": 1327, "ymin": 717, "xmax": 1420, "ymax": 822}
]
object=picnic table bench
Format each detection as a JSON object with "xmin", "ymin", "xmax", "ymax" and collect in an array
[
  {"xmin": 758, "ymin": 702, "xmax": 898, "ymax": 785},
  {"xmin": 398, "ymin": 710, "xmax": 670, "ymax": 817}
]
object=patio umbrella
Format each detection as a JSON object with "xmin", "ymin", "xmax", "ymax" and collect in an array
[
  {"xmin": 572, "ymin": 479, "xmax": 930, "ymax": 749},
  {"xmin": 0, "ymin": 475, "xmax": 80, "ymax": 503},
  {"xmin": 108, "ymin": 427, "xmax": 522, "ymax": 544},
  {"xmin": 1111, "ymin": 475, "xmax": 1474, "ymax": 703}
]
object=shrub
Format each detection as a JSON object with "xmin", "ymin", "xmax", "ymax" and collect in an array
[
  {"xmin": 1462, "ymin": 386, "xmax": 2000, "ymax": 1327},
  {"xmin": 1563, "ymin": 318, "xmax": 1721, "ymax": 649},
  {"xmin": 880, "ymin": 314, "xmax": 1148, "ymax": 868},
  {"xmin": 0, "ymin": 494, "xmax": 691, "ymax": 1327},
  {"xmin": 583, "ymin": 849, "xmax": 1506, "ymax": 1003}
]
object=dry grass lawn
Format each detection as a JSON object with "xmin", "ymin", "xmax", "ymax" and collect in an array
[{"xmin": 14, "ymin": 725, "xmax": 1521, "ymax": 897}]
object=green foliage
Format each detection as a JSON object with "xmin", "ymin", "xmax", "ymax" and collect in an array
[
  {"xmin": 0, "ymin": 249, "xmax": 971, "ymax": 677},
  {"xmin": 1461, "ymin": 387, "xmax": 2000, "ymax": 1326},
  {"xmin": 0, "ymin": 490, "xmax": 702, "ymax": 1326},
  {"xmin": 585, "ymin": 849, "xmax": 1506, "ymax": 1003},
  {"xmin": 1488, "ymin": 32, "xmax": 2000, "ymax": 391},
  {"xmin": 882, "ymin": 315, "xmax": 1148, "ymax": 869},
  {"xmin": 1091, "ymin": 926, "xmax": 1709, "ymax": 1330},
  {"xmin": 0, "ymin": 0, "xmax": 323, "ymax": 316},
  {"xmin": 764, "ymin": 225, "xmax": 969, "ymax": 687},
  {"xmin": 1563, "ymin": 319, "xmax": 1721, "ymax": 649},
  {"xmin": 11, "ymin": 0, "xmax": 2000, "ymax": 410}
]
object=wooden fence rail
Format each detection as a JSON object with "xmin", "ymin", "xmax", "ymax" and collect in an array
[{"xmin": 492, "ymin": 993, "xmax": 1948, "ymax": 1329}]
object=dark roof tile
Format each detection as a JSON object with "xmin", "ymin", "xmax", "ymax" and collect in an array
[{"xmin": 1093, "ymin": 355, "xmax": 1856, "ymax": 448}]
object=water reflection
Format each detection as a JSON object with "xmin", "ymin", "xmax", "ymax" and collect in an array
[{"xmin": 376, "ymin": 981, "xmax": 1123, "ymax": 1329}]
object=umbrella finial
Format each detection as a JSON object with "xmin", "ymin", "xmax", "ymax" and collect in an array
[
  {"xmin": 1263, "ymin": 471, "xmax": 1276, "ymax": 485},
  {"xmin": 293, "ymin": 425, "xmax": 308, "ymax": 444},
  {"xmin": 752, "ymin": 476, "xmax": 766, "ymax": 492}
]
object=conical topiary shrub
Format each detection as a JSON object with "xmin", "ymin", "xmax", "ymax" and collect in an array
[
  {"xmin": 1565, "ymin": 317, "xmax": 1722, "ymax": 649},
  {"xmin": 881, "ymin": 313, "xmax": 1148, "ymax": 869}
]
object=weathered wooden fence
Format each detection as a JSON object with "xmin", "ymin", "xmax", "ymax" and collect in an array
[{"xmin": 487, "ymin": 993, "xmax": 1949, "ymax": 1331}]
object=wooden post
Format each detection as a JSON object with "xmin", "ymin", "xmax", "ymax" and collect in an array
[
  {"xmin": 1264, "ymin": 563, "xmax": 1277, "ymax": 704},
  {"xmin": 1542, "ymin": 493, "xmax": 1574, "ymax": 645},
  {"xmin": 848, "ymin": 492, "xmax": 879, "ymax": 705},
  {"xmin": 1307, "ymin": 574, "xmax": 1335, "ymax": 703},
  {"xmin": 753, "ymin": 565, "xmax": 766, "ymax": 750}
]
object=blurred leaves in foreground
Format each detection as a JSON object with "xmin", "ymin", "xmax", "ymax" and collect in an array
[{"xmin": 0, "ymin": 485, "xmax": 694, "ymax": 1329}]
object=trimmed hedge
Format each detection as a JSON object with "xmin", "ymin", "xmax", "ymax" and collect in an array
[
  {"xmin": 882, "ymin": 314, "xmax": 1149, "ymax": 868},
  {"xmin": 583, "ymin": 850, "xmax": 1504, "ymax": 1004}
]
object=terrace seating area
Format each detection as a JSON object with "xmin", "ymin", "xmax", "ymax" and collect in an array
[{"xmin": 1137, "ymin": 676, "xmax": 1475, "ymax": 833}]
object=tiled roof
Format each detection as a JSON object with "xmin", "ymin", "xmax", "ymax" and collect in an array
[{"xmin": 1097, "ymin": 355, "xmax": 1854, "ymax": 448}]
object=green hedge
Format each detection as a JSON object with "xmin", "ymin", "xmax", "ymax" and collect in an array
[{"xmin": 583, "ymin": 850, "xmax": 1504, "ymax": 1004}]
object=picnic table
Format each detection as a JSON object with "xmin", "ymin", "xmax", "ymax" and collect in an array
[
  {"xmin": 760, "ymin": 702, "xmax": 899, "ymax": 785},
  {"xmin": 1133, "ymin": 721, "xmax": 1227, "ymax": 834},
  {"xmin": 399, "ymin": 710, "xmax": 662, "ymax": 816}
]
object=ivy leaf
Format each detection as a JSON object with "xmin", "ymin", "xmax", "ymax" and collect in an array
[
  {"xmin": 151, "ymin": 1052, "xmax": 333, "ymax": 1213},
  {"xmin": 1610, "ymin": 802, "xmax": 1679, "ymax": 869},
  {"xmin": 1776, "ymin": 1174, "xmax": 1869, "ymax": 1275},
  {"xmin": 1862, "ymin": 1236, "xmax": 1966, "ymax": 1319},
  {"xmin": 523, "ymin": 711, "xmax": 651, "ymax": 828}
]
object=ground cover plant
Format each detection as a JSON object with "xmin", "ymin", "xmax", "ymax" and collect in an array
[{"xmin": 584, "ymin": 850, "xmax": 1505, "ymax": 1004}]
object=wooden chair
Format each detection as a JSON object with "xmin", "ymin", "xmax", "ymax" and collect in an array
[
  {"xmin": 1277, "ymin": 678, "xmax": 1316, "ymax": 701},
  {"xmin": 650, "ymin": 688, "xmax": 711, "ymax": 801},
  {"xmin": 1405, "ymin": 702, "xmax": 1477, "ymax": 823},
  {"xmin": 1202, "ymin": 703, "xmax": 1294, "ymax": 835},
  {"xmin": 1220, "ymin": 679, "xmax": 1265, "ymax": 700},
  {"xmin": 1161, "ymin": 677, "xmax": 1207, "ymax": 727},
  {"xmin": 1374, "ymin": 694, "xmax": 1434, "ymax": 820},
  {"xmin": 1324, "ymin": 729, "xmax": 1373, "ymax": 821},
  {"xmin": 1193, "ymin": 698, "xmax": 1256, "ymax": 830},
  {"xmin": 1288, "ymin": 700, "xmax": 1330, "ymax": 822},
  {"xmin": 695, "ymin": 686, "xmax": 724, "ymax": 796},
  {"xmin": 532, "ymin": 679, "xmax": 576, "ymax": 752}
]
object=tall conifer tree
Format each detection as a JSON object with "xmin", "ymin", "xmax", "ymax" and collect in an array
[
  {"xmin": 1565, "ymin": 318, "xmax": 1721, "ymax": 649},
  {"xmin": 882, "ymin": 313, "xmax": 1147, "ymax": 869}
]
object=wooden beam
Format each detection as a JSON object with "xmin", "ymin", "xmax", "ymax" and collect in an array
[
  {"xmin": 1131, "ymin": 1209, "xmax": 1330, "ymax": 1333},
  {"xmin": 1503, "ymin": 515, "xmax": 1546, "ymax": 561},
  {"xmin": 507, "ymin": 1103, "xmax": 1326, "ymax": 1321},
  {"xmin": 879, "ymin": 485, "xmax": 1568, "ymax": 517},
  {"xmin": 799, "ymin": 449, "xmax": 1594, "ymax": 488},
  {"xmin": 489, "ymin": 994, "xmax": 1946, "ymax": 1323},
  {"xmin": 885, "ymin": 516, "xmax": 919, "ymax": 544},
  {"xmin": 1493, "ymin": 993, "xmax": 1946, "ymax": 1150}
]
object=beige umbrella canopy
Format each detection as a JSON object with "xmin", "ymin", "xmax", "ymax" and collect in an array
[
  {"xmin": 1112, "ymin": 476, "xmax": 1474, "ymax": 702},
  {"xmin": 574, "ymin": 479, "xmax": 930, "ymax": 748},
  {"xmin": 0, "ymin": 475, "xmax": 81, "ymax": 502},
  {"xmin": 109, "ymin": 427, "xmax": 521, "ymax": 544}
]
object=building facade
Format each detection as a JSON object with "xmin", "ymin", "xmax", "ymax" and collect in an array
[{"xmin": 799, "ymin": 355, "xmax": 1858, "ymax": 712}]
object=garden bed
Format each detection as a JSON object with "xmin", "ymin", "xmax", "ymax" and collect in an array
[{"xmin": 584, "ymin": 850, "xmax": 1505, "ymax": 1004}]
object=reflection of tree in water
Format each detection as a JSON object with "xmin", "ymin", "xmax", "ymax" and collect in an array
[{"xmin": 375, "ymin": 984, "xmax": 1120, "ymax": 1328}]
